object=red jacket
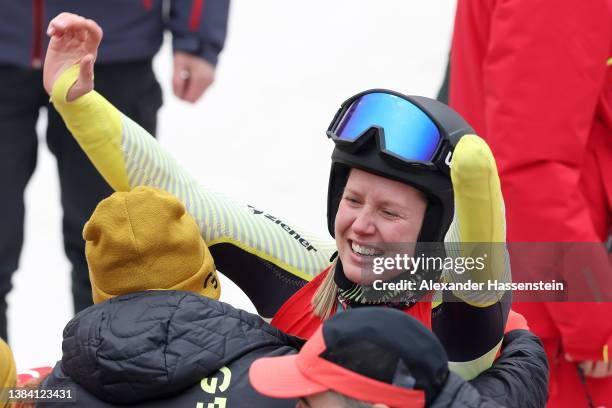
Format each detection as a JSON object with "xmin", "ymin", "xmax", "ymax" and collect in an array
[
  {"xmin": 271, "ymin": 267, "xmax": 433, "ymax": 338},
  {"xmin": 272, "ymin": 266, "xmax": 528, "ymax": 341},
  {"xmin": 450, "ymin": 0, "xmax": 612, "ymax": 406}
]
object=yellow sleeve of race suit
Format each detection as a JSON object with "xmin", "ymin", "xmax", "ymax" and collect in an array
[
  {"xmin": 443, "ymin": 134, "xmax": 509, "ymax": 307},
  {"xmin": 435, "ymin": 134, "xmax": 511, "ymax": 380},
  {"xmin": 50, "ymin": 64, "xmax": 130, "ymax": 191},
  {"xmin": 50, "ymin": 65, "xmax": 336, "ymax": 317},
  {"xmin": 451, "ymin": 135, "xmax": 505, "ymax": 245}
]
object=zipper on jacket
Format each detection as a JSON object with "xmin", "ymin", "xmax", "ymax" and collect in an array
[
  {"xmin": 189, "ymin": 0, "xmax": 205, "ymax": 31},
  {"xmin": 31, "ymin": 0, "xmax": 44, "ymax": 68}
]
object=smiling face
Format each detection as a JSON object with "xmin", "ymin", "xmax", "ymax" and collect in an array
[{"xmin": 334, "ymin": 168, "xmax": 427, "ymax": 284}]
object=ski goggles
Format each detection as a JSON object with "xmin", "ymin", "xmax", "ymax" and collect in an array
[{"xmin": 327, "ymin": 90, "xmax": 452, "ymax": 172}]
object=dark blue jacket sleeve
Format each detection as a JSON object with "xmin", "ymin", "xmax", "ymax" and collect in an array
[{"xmin": 167, "ymin": 0, "xmax": 230, "ymax": 66}]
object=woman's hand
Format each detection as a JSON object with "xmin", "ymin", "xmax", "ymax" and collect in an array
[{"xmin": 43, "ymin": 12, "xmax": 103, "ymax": 101}]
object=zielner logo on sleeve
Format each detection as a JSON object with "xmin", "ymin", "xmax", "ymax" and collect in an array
[{"xmin": 372, "ymin": 253, "xmax": 487, "ymax": 275}]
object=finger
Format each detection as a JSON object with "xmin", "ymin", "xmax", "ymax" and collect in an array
[
  {"xmin": 49, "ymin": 13, "xmax": 92, "ymax": 40},
  {"xmin": 64, "ymin": 21, "xmax": 89, "ymax": 43},
  {"xmin": 48, "ymin": 29, "xmax": 65, "ymax": 42},
  {"xmin": 183, "ymin": 75, "xmax": 209, "ymax": 103},
  {"xmin": 579, "ymin": 361, "xmax": 594, "ymax": 376},
  {"xmin": 66, "ymin": 54, "xmax": 95, "ymax": 102},
  {"xmin": 48, "ymin": 14, "xmax": 68, "ymax": 36},
  {"xmin": 172, "ymin": 68, "xmax": 189, "ymax": 100},
  {"xmin": 75, "ymin": 27, "xmax": 88, "ymax": 42},
  {"xmin": 605, "ymin": 362, "xmax": 612, "ymax": 378},
  {"xmin": 83, "ymin": 19, "xmax": 103, "ymax": 47},
  {"xmin": 48, "ymin": 12, "xmax": 81, "ymax": 35},
  {"xmin": 56, "ymin": 30, "xmax": 76, "ymax": 52},
  {"xmin": 183, "ymin": 64, "xmax": 214, "ymax": 103},
  {"xmin": 590, "ymin": 361, "xmax": 612, "ymax": 378},
  {"xmin": 79, "ymin": 54, "xmax": 95, "ymax": 82},
  {"xmin": 589, "ymin": 361, "xmax": 608, "ymax": 378},
  {"xmin": 48, "ymin": 20, "xmax": 66, "ymax": 37}
]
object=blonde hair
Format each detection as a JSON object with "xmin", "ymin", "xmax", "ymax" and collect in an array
[{"xmin": 312, "ymin": 263, "xmax": 339, "ymax": 319}]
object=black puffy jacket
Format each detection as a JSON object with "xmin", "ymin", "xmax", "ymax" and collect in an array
[
  {"xmin": 40, "ymin": 291, "xmax": 302, "ymax": 407},
  {"xmin": 429, "ymin": 329, "xmax": 548, "ymax": 408},
  {"xmin": 40, "ymin": 291, "xmax": 547, "ymax": 407},
  {"xmin": 430, "ymin": 373, "xmax": 502, "ymax": 408},
  {"xmin": 469, "ymin": 330, "xmax": 549, "ymax": 408}
]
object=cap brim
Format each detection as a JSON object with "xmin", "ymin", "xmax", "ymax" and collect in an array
[{"xmin": 249, "ymin": 355, "xmax": 328, "ymax": 399}]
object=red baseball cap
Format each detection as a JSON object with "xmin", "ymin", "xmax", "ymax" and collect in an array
[{"xmin": 250, "ymin": 308, "xmax": 449, "ymax": 407}]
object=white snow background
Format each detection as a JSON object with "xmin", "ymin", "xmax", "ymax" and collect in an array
[{"xmin": 8, "ymin": 0, "xmax": 456, "ymax": 370}]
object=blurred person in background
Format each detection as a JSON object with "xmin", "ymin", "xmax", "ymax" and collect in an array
[
  {"xmin": 0, "ymin": 0, "xmax": 229, "ymax": 342},
  {"xmin": 448, "ymin": 0, "xmax": 612, "ymax": 406},
  {"xmin": 40, "ymin": 187, "xmax": 301, "ymax": 407}
]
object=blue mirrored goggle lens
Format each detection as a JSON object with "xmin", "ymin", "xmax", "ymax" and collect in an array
[{"xmin": 335, "ymin": 93, "xmax": 441, "ymax": 162}]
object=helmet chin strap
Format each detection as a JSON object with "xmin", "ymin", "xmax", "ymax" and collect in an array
[{"xmin": 333, "ymin": 258, "xmax": 355, "ymax": 290}]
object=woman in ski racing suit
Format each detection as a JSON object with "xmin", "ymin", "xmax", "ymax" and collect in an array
[{"xmin": 45, "ymin": 13, "xmax": 514, "ymax": 381}]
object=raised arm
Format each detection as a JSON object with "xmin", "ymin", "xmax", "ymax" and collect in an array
[
  {"xmin": 43, "ymin": 13, "xmax": 336, "ymax": 317},
  {"xmin": 433, "ymin": 135, "xmax": 511, "ymax": 380},
  {"xmin": 445, "ymin": 134, "xmax": 509, "ymax": 303}
]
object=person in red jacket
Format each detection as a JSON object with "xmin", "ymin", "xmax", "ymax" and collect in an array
[{"xmin": 449, "ymin": 0, "xmax": 612, "ymax": 406}]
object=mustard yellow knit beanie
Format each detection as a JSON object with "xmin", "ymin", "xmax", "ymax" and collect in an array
[
  {"xmin": 84, "ymin": 187, "xmax": 220, "ymax": 303},
  {"xmin": 0, "ymin": 338, "xmax": 16, "ymax": 407}
]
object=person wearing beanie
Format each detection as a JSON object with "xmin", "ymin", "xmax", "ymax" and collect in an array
[
  {"xmin": 39, "ymin": 187, "xmax": 306, "ymax": 407},
  {"xmin": 0, "ymin": 339, "xmax": 16, "ymax": 407},
  {"xmin": 83, "ymin": 186, "xmax": 220, "ymax": 303},
  {"xmin": 36, "ymin": 187, "xmax": 546, "ymax": 408}
]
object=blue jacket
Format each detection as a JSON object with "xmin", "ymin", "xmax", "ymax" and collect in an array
[{"xmin": 0, "ymin": 0, "xmax": 229, "ymax": 69}]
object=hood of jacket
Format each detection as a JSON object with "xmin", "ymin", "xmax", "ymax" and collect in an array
[{"xmin": 58, "ymin": 290, "xmax": 302, "ymax": 405}]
